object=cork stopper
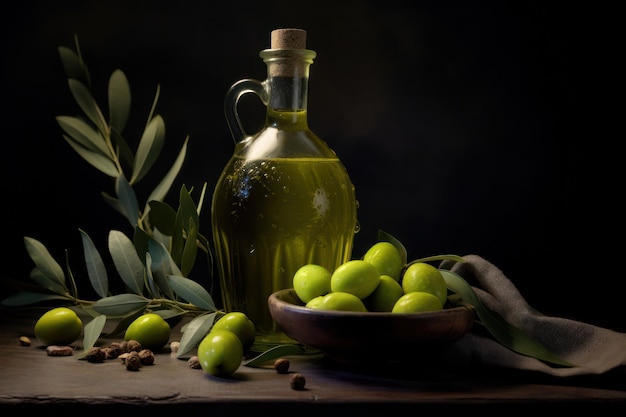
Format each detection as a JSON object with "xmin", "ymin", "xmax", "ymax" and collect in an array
[
  {"xmin": 262, "ymin": 28, "xmax": 314, "ymax": 77},
  {"xmin": 271, "ymin": 28, "xmax": 307, "ymax": 50}
]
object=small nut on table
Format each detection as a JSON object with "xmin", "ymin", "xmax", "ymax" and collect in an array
[
  {"xmin": 290, "ymin": 373, "xmax": 306, "ymax": 390},
  {"xmin": 274, "ymin": 358, "xmax": 290, "ymax": 374},
  {"xmin": 138, "ymin": 349, "xmax": 155, "ymax": 365},
  {"xmin": 110, "ymin": 340, "xmax": 129, "ymax": 353},
  {"xmin": 188, "ymin": 355, "xmax": 201, "ymax": 369},
  {"xmin": 19, "ymin": 336, "xmax": 31, "ymax": 346},
  {"xmin": 104, "ymin": 343, "xmax": 123, "ymax": 359},
  {"xmin": 85, "ymin": 347, "xmax": 106, "ymax": 363},
  {"xmin": 126, "ymin": 339, "xmax": 142, "ymax": 352},
  {"xmin": 125, "ymin": 351, "xmax": 142, "ymax": 371},
  {"xmin": 46, "ymin": 345, "xmax": 73, "ymax": 356}
]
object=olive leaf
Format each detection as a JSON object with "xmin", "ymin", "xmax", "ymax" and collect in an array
[
  {"xmin": 147, "ymin": 200, "xmax": 177, "ymax": 235},
  {"xmin": 0, "ymin": 292, "xmax": 70, "ymax": 307},
  {"xmin": 167, "ymin": 275, "xmax": 216, "ymax": 311},
  {"xmin": 145, "ymin": 84, "xmax": 161, "ymax": 125},
  {"xmin": 100, "ymin": 190, "xmax": 127, "ymax": 218},
  {"xmin": 110, "ymin": 127, "xmax": 134, "ymax": 174},
  {"xmin": 151, "ymin": 228, "xmax": 172, "ymax": 253},
  {"xmin": 58, "ymin": 39, "xmax": 90, "ymax": 86},
  {"xmin": 176, "ymin": 312, "xmax": 218, "ymax": 358},
  {"xmin": 62, "ymin": 134, "xmax": 119, "ymax": 177},
  {"xmin": 114, "ymin": 174, "xmax": 139, "ymax": 227},
  {"xmin": 130, "ymin": 115, "xmax": 165, "ymax": 185},
  {"xmin": 64, "ymin": 252, "xmax": 79, "ymax": 301},
  {"xmin": 132, "ymin": 226, "xmax": 151, "ymax": 265},
  {"xmin": 67, "ymin": 79, "xmax": 109, "ymax": 137},
  {"xmin": 144, "ymin": 252, "xmax": 160, "ymax": 298},
  {"xmin": 377, "ymin": 229, "xmax": 408, "ymax": 265},
  {"xmin": 56, "ymin": 116, "xmax": 110, "ymax": 156},
  {"xmin": 411, "ymin": 254, "xmax": 465, "ymax": 264},
  {"xmin": 171, "ymin": 204, "xmax": 185, "ymax": 265},
  {"xmin": 92, "ymin": 293, "xmax": 150, "ymax": 317},
  {"xmin": 196, "ymin": 182, "xmax": 208, "ymax": 215},
  {"xmin": 76, "ymin": 314, "xmax": 107, "ymax": 359},
  {"xmin": 179, "ymin": 184, "xmax": 200, "ymax": 234},
  {"xmin": 108, "ymin": 230, "xmax": 144, "ymax": 295},
  {"xmin": 58, "ymin": 44, "xmax": 84, "ymax": 78},
  {"xmin": 143, "ymin": 136, "xmax": 190, "ymax": 221},
  {"xmin": 244, "ymin": 344, "xmax": 321, "ymax": 367},
  {"xmin": 79, "ymin": 229, "xmax": 108, "ymax": 298},
  {"xmin": 23, "ymin": 237, "xmax": 66, "ymax": 287},
  {"xmin": 153, "ymin": 307, "xmax": 186, "ymax": 320},
  {"xmin": 107, "ymin": 69, "xmax": 131, "ymax": 134},
  {"xmin": 180, "ymin": 217, "xmax": 198, "ymax": 277},
  {"xmin": 29, "ymin": 268, "xmax": 68, "ymax": 295},
  {"xmin": 147, "ymin": 239, "xmax": 176, "ymax": 300}
]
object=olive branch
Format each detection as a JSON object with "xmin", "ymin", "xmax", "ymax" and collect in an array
[{"xmin": 2, "ymin": 35, "xmax": 220, "ymax": 359}]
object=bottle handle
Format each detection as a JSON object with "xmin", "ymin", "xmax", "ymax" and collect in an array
[{"xmin": 224, "ymin": 78, "xmax": 268, "ymax": 143}]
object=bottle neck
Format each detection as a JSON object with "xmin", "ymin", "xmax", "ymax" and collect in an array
[{"xmin": 260, "ymin": 48, "xmax": 316, "ymax": 129}]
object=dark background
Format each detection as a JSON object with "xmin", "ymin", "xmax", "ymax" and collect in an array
[{"xmin": 2, "ymin": 1, "xmax": 622, "ymax": 331}]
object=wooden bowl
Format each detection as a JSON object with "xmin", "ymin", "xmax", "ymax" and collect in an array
[{"xmin": 268, "ymin": 288, "xmax": 475, "ymax": 365}]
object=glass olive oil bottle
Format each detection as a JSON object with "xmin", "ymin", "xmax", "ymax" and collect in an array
[{"xmin": 212, "ymin": 29, "xmax": 358, "ymax": 347}]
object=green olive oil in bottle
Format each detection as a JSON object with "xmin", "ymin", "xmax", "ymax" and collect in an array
[{"xmin": 211, "ymin": 28, "xmax": 358, "ymax": 347}]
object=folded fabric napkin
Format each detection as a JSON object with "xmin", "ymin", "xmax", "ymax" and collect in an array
[{"xmin": 439, "ymin": 255, "xmax": 626, "ymax": 377}]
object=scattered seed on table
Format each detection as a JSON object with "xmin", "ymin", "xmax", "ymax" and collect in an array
[
  {"xmin": 290, "ymin": 373, "xmax": 306, "ymax": 390},
  {"xmin": 46, "ymin": 345, "xmax": 73, "ymax": 356},
  {"xmin": 274, "ymin": 358, "xmax": 290, "ymax": 374}
]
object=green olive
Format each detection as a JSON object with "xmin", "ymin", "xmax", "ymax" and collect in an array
[
  {"xmin": 330, "ymin": 260, "xmax": 380, "ymax": 300},
  {"xmin": 34, "ymin": 307, "xmax": 83, "ymax": 346},
  {"xmin": 305, "ymin": 295, "xmax": 325, "ymax": 308},
  {"xmin": 197, "ymin": 329, "xmax": 243, "ymax": 377},
  {"xmin": 362, "ymin": 241, "xmax": 404, "ymax": 281},
  {"xmin": 401, "ymin": 262, "xmax": 448, "ymax": 306},
  {"xmin": 212, "ymin": 312, "xmax": 255, "ymax": 351},
  {"xmin": 316, "ymin": 292, "xmax": 367, "ymax": 312},
  {"xmin": 124, "ymin": 313, "xmax": 171, "ymax": 350},
  {"xmin": 293, "ymin": 264, "xmax": 332, "ymax": 303},
  {"xmin": 392, "ymin": 291, "xmax": 443, "ymax": 313},
  {"xmin": 365, "ymin": 275, "xmax": 405, "ymax": 312}
]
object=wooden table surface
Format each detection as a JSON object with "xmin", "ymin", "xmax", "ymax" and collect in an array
[{"xmin": 1, "ymin": 306, "xmax": 624, "ymax": 417}]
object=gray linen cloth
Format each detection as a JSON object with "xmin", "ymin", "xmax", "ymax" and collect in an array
[{"xmin": 439, "ymin": 254, "xmax": 626, "ymax": 377}]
